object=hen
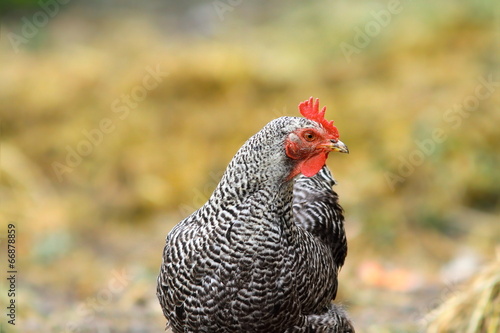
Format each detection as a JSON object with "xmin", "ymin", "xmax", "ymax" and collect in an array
[{"xmin": 158, "ymin": 97, "xmax": 353, "ymax": 332}]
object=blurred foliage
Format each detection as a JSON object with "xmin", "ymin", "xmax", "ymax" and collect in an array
[
  {"xmin": 0, "ymin": 0, "xmax": 499, "ymax": 332},
  {"xmin": 0, "ymin": 0, "xmax": 38, "ymax": 14}
]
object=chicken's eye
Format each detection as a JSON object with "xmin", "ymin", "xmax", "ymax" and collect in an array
[{"xmin": 303, "ymin": 131, "xmax": 316, "ymax": 142}]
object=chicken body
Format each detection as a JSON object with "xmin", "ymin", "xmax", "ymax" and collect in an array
[{"xmin": 157, "ymin": 116, "xmax": 353, "ymax": 332}]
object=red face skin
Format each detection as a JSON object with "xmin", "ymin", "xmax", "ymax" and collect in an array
[{"xmin": 285, "ymin": 127, "xmax": 339, "ymax": 180}]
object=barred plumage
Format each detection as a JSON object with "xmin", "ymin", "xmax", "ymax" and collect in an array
[
  {"xmin": 158, "ymin": 107, "xmax": 353, "ymax": 332},
  {"xmin": 293, "ymin": 166, "xmax": 347, "ymax": 282}
]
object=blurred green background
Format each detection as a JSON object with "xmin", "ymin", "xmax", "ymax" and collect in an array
[{"xmin": 0, "ymin": 0, "xmax": 498, "ymax": 332}]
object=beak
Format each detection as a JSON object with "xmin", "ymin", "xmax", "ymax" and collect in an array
[{"xmin": 321, "ymin": 139, "xmax": 349, "ymax": 154}]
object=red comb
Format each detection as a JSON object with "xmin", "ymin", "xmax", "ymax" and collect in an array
[{"xmin": 298, "ymin": 97, "xmax": 339, "ymax": 139}]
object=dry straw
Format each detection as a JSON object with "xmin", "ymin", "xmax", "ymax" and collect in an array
[{"xmin": 426, "ymin": 248, "xmax": 500, "ymax": 333}]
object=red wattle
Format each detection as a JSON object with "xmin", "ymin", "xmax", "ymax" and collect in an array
[{"xmin": 300, "ymin": 153, "xmax": 327, "ymax": 177}]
